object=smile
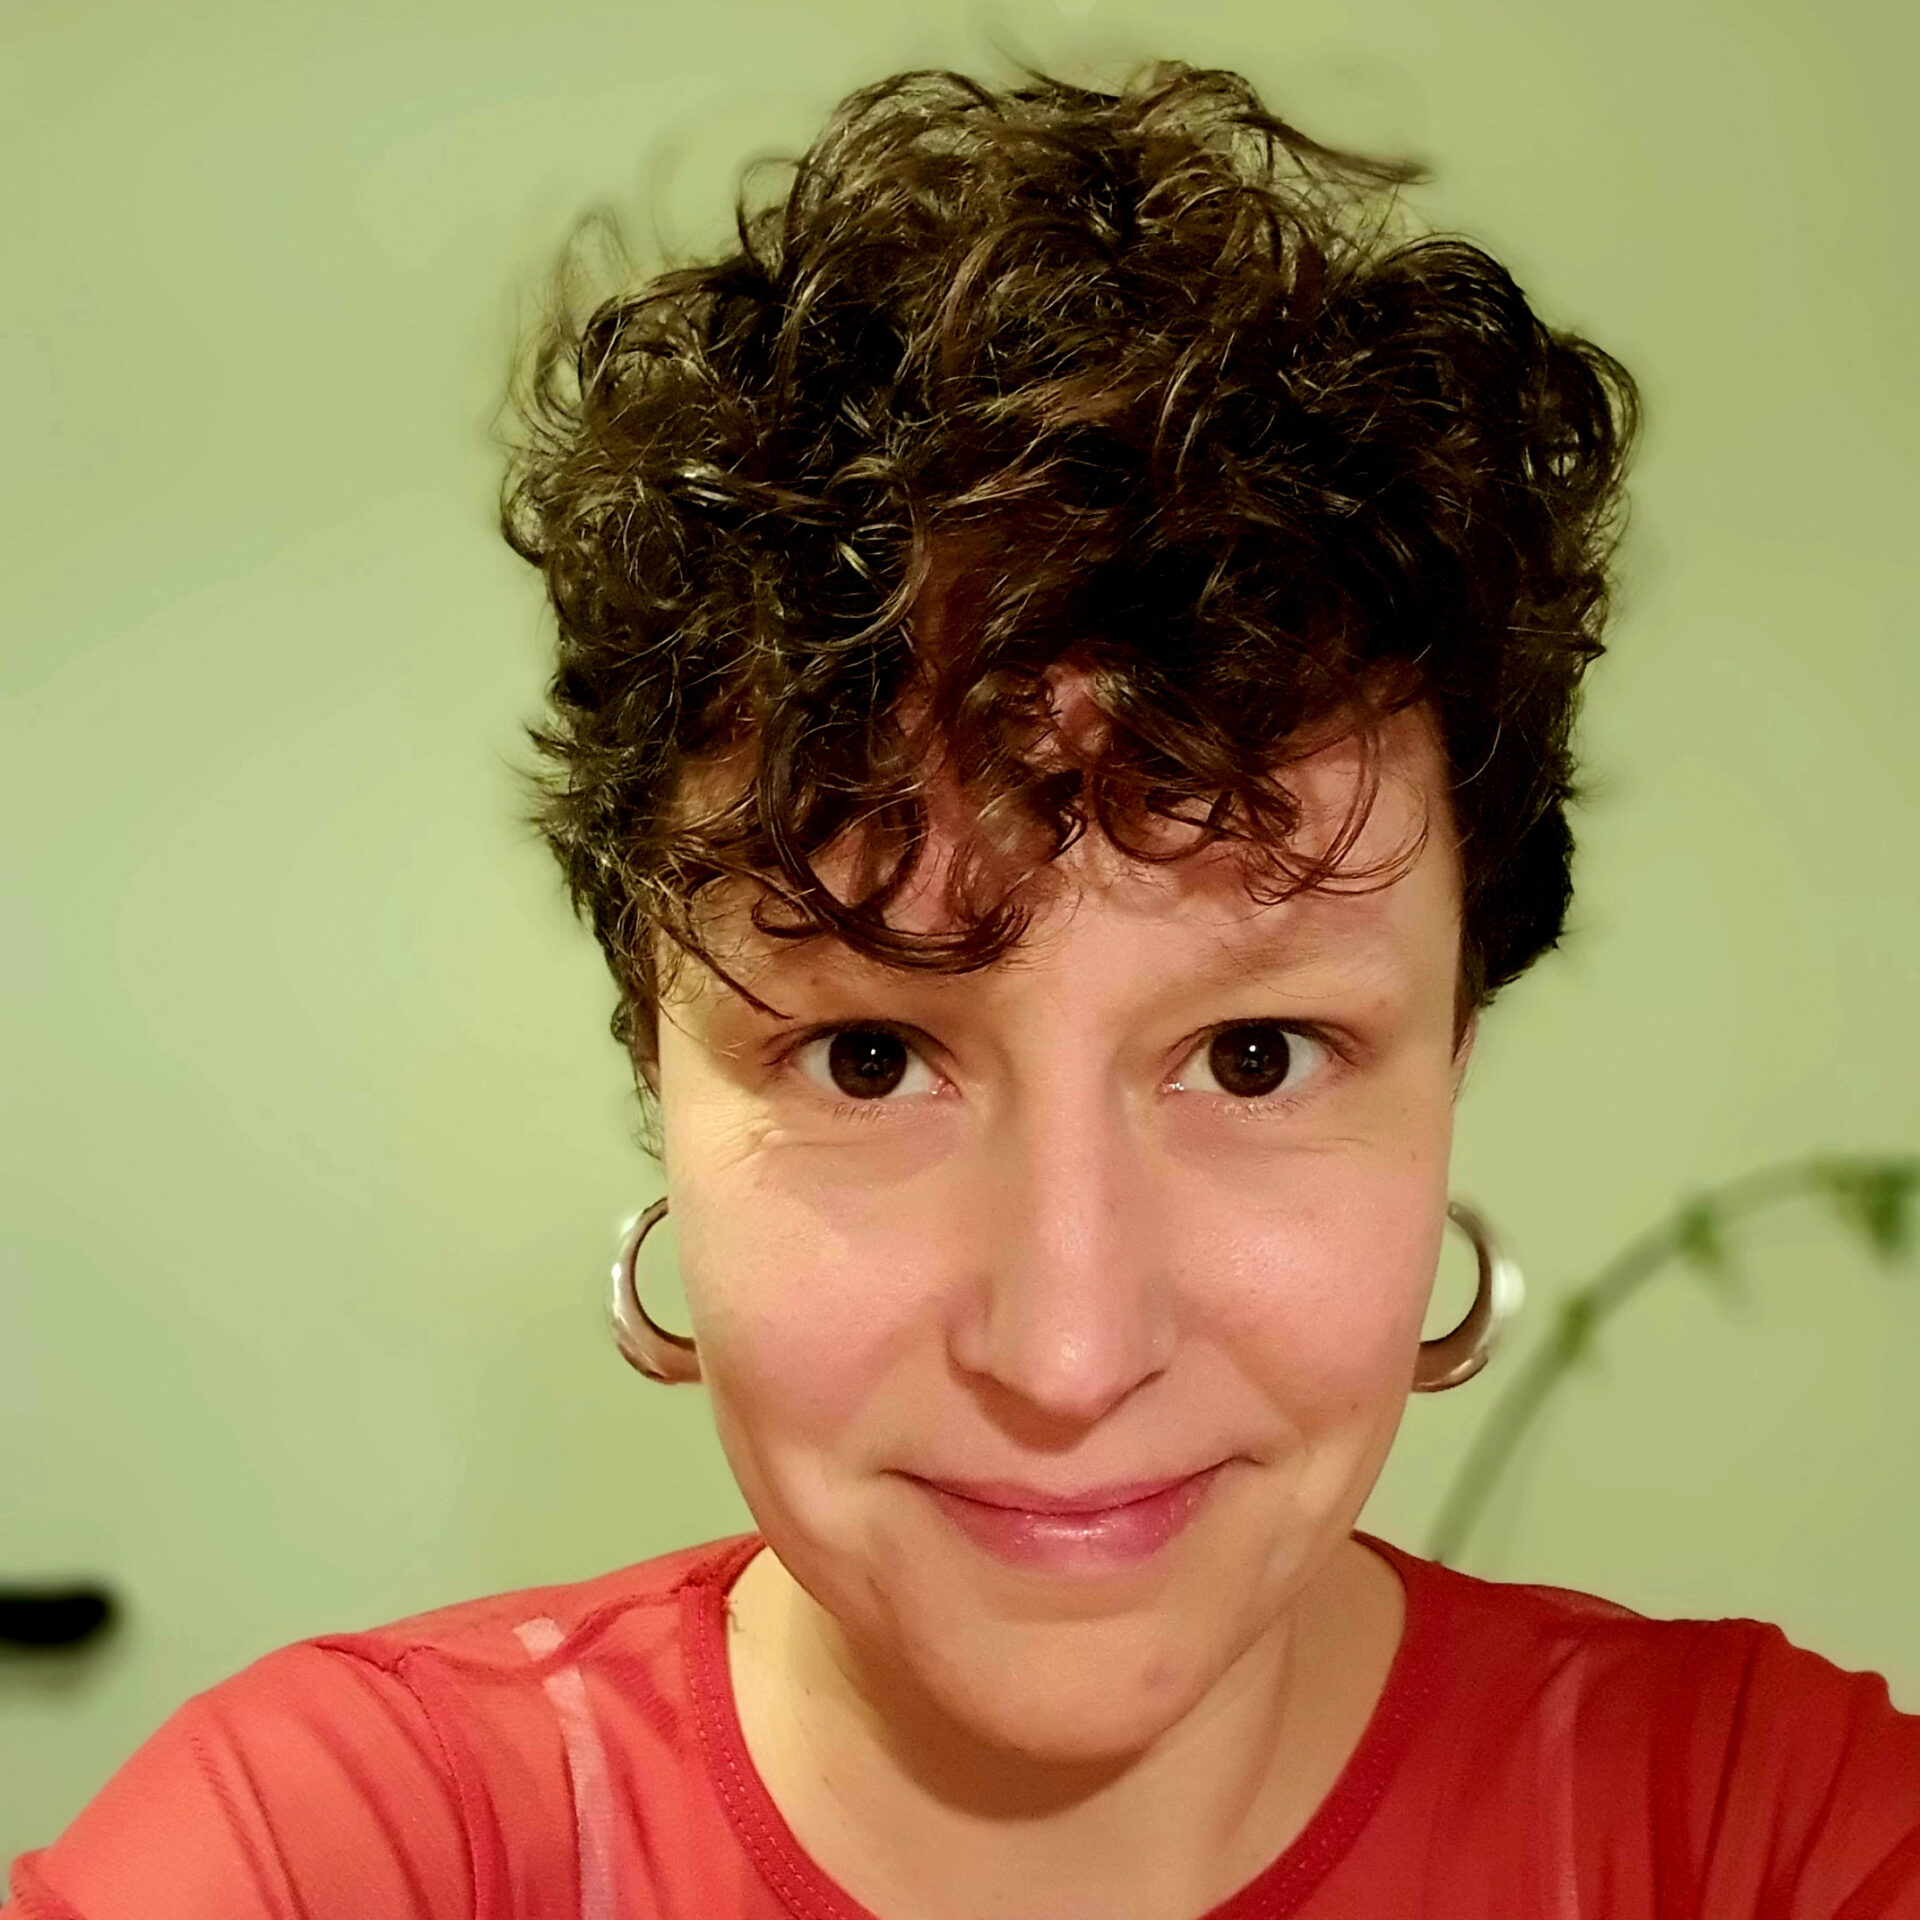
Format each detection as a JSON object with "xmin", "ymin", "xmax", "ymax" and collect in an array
[{"xmin": 908, "ymin": 1466, "xmax": 1228, "ymax": 1574}]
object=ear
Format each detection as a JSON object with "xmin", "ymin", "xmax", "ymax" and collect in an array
[
  {"xmin": 630, "ymin": 1020, "xmax": 662, "ymax": 1101},
  {"xmin": 634, "ymin": 1035, "xmax": 664, "ymax": 1100},
  {"xmin": 629, "ymin": 989, "xmax": 664, "ymax": 1100},
  {"xmin": 1450, "ymin": 1007, "xmax": 1479, "ymax": 1099}
]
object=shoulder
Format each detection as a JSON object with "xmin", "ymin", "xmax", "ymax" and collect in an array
[
  {"xmin": 4, "ymin": 1536, "xmax": 757, "ymax": 1920},
  {"xmin": 1396, "ymin": 1538, "xmax": 1914, "ymax": 1731},
  {"xmin": 308, "ymin": 1530, "xmax": 754, "ymax": 1676},
  {"xmin": 185, "ymin": 1530, "xmax": 753, "ymax": 1770},
  {"xmin": 1366, "ymin": 1535, "xmax": 1920, "ymax": 1912},
  {"xmin": 1380, "ymin": 1532, "xmax": 1919, "ymax": 1759}
]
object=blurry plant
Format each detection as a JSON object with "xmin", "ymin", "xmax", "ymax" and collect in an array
[{"xmin": 1427, "ymin": 1153, "xmax": 1920, "ymax": 1567}]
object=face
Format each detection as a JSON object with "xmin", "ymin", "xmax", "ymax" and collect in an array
[{"xmin": 652, "ymin": 695, "xmax": 1469, "ymax": 1765}]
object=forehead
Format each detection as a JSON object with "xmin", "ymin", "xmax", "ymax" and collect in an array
[{"xmin": 668, "ymin": 702, "xmax": 1460, "ymax": 1010}]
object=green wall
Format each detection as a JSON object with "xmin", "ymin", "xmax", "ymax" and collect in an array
[{"xmin": 6, "ymin": 0, "xmax": 1916, "ymax": 1871}]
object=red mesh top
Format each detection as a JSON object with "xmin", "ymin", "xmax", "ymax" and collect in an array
[{"xmin": 8, "ymin": 1531, "xmax": 1919, "ymax": 1919}]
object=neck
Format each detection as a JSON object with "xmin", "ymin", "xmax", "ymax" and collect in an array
[{"xmin": 723, "ymin": 1539, "xmax": 1404, "ymax": 1920}]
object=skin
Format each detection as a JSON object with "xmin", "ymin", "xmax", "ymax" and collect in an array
[{"xmin": 650, "ymin": 688, "xmax": 1474, "ymax": 1920}]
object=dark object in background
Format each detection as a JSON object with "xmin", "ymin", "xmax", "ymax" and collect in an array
[{"xmin": 0, "ymin": 1585, "xmax": 117, "ymax": 1650}]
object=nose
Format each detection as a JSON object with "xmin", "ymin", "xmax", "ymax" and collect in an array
[{"xmin": 949, "ymin": 1076, "xmax": 1177, "ymax": 1430}]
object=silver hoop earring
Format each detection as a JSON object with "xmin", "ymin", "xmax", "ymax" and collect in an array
[
  {"xmin": 608, "ymin": 1197, "xmax": 701, "ymax": 1385},
  {"xmin": 1413, "ymin": 1200, "xmax": 1525, "ymax": 1392}
]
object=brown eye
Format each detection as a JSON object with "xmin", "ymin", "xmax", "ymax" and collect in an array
[
  {"xmin": 1199, "ymin": 1023, "xmax": 1317, "ymax": 1100},
  {"xmin": 825, "ymin": 1028, "xmax": 911, "ymax": 1100}
]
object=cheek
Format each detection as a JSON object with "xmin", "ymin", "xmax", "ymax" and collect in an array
[
  {"xmin": 671, "ymin": 1158, "xmax": 957, "ymax": 1453},
  {"xmin": 656, "ymin": 1052, "xmax": 929, "ymax": 1453},
  {"xmin": 1195, "ymin": 1158, "xmax": 1449, "ymax": 1426}
]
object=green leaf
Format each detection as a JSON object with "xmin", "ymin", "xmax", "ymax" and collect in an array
[
  {"xmin": 1673, "ymin": 1195, "xmax": 1744, "ymax": 1299},
  {"xmin": 1815, "ymin": 1157, "xmax": 1920, "ymax": 1263}
]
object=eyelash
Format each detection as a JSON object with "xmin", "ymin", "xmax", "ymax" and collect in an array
[
  {"xmin": 774, "ymin": 1022, "xmax": 930, "ymax": 1125},
  {"xmin": 779, "ymin": 1019, "xmax": 1341, "ymax": 1123},
  {"xmin": 1171, "ymin": 1024, "xmax": 1339, "ymax": 1118}
]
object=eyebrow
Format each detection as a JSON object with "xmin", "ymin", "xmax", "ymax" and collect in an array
[{"xmin": 711, "ymin": 892, "xmax": 1402, "ymax": 1017}]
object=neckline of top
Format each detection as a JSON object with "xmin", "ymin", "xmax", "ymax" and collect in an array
[{"xmin": 677, "ymin": 1527, "xmax": 1449, "ymax": 1920}]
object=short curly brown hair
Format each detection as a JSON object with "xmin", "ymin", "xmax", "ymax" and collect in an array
[{"xmin": 501, "ymin": 60, "xmax": 1638, "ymax": 1093}]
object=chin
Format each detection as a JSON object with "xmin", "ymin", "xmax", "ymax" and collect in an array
[{"xmin": 903, "ymin": 1601, "xmax": 1238, "ymax": 1766}]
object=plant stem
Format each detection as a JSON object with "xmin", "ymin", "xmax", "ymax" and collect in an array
[{"xmin": 1424, "ymin": 1160, "xmax": 1830, "ymax": 1568}]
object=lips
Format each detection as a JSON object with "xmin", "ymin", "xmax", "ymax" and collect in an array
[{"xmin": 909, "ymin": 1465, "xmax": 1227, "ymax": 1574}]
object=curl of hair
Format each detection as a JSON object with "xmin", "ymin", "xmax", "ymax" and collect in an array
[{"xmin": 502, "ymin": 61, "xmax": 1639, "ymax": 1091}]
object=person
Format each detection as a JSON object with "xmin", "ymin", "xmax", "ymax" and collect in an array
[{"xmin": 8, "ymin": 59, "xmax": 1918, "ymax": 1920}]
